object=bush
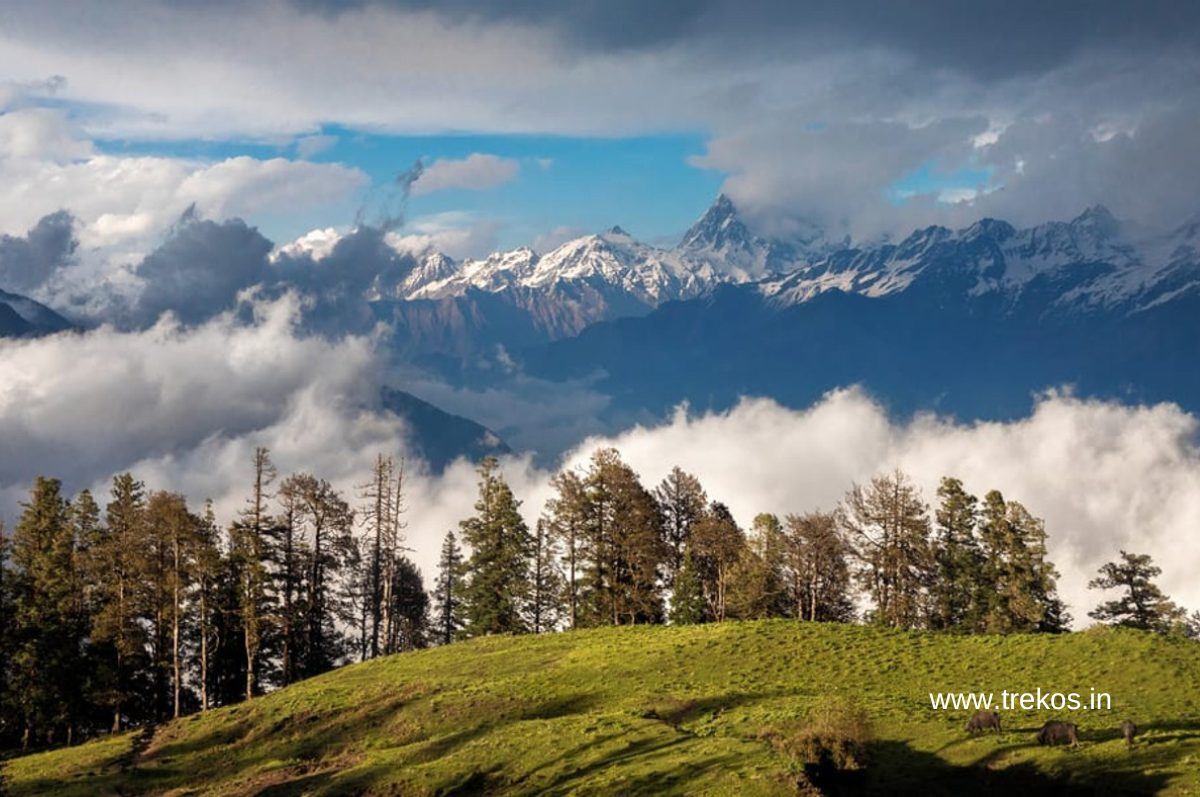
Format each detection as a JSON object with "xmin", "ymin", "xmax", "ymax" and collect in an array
[{"xmin": 762, "ymin": 695, "xmax": 873, "ymax": 771}]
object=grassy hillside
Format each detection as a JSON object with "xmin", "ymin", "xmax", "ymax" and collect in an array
[{"xmin": 4, "ymin": 621, "xmax": 1199, "ymax": 795}]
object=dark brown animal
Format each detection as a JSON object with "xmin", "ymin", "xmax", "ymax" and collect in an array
[
  {"xmin": 1121, "ymin": 719, "xmax": 1137, "ymax": 747},
  {"xmin": 1037, "ymin": 720, "xmax": 1079, "ymax": 748},
  {"xmin": 966, "ymin": 710, "xmax": 1001, "ymax": 734}
]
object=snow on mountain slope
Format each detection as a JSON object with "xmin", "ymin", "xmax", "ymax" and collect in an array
[
  {"xmin": 275, "ymin": 197, "xmax": 1200, "ymax": 343},
  {"xmin": 759, "ymin": 205, "xmax": 1200, "ymax": 314}
]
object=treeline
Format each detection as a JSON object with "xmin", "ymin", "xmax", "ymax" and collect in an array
[
  {"xmin": 2, "ymin": 447, "xmax": 1195, "ymax": 752},
  {"xmin": 0, "ymin": 449, "xmax": 426, "ymax": 750},
  {"xmin": 435, "ymin": 453, "xmax": 1073, "ymax": 639},
  {"xmin": 438, "ymin": 451, "xmax": 1195, "ymax": 640}
]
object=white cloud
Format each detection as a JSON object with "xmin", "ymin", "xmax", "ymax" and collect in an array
[
  {"xmin": 3, "ymin": 301, "xmax": 1199, "ymax": 626},
  {"xmin": 412, "ymin": 154, "xmax": 520, "ymax": 196},
  {"xmin": 547, "ymin": 390, "xmax": 1200, "ymax": 627},
  {"xmin": 384, "ymin": 212, "xmax": 500, "ymax": 260},
  {"xmin": 0, "ymin": 3, "xmax": 1196, "ymax": 239},
  {"xmin": 0, "ymin": 106, "xmax": 92, "ymax": 161},
  {"xmin": 0, "ymin": 113, "xmax": 366, "ymax": 303}
]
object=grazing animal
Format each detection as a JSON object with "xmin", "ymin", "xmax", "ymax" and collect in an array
[
  {"xmin": 1037, "ymin": 720, "xmax": 1079, "ymax": 748},
  {"xmin": 966, "ymin": 710, "xmax": 1001, "ymax": 734},
  {"xmin": 1121, "ymin": 719, "xmax": 1137, "ymax": 747}
]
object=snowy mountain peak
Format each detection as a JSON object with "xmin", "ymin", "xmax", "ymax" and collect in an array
[
  {"xmin": 1071, "ymin": 204, "xmax": 1119, "ymax": 237},
  {"xmin": 680, "ymin": 193, "xmax": 750, "ymax": 253}
]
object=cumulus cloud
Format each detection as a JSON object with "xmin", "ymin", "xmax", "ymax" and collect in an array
[
  {"xmin": 129, "ymin": 211, "xmax": 274, "ymax": 326},
  {"xmin": 546, "ymin": 389, "xmax": 1200, "ymax": 628},
  {"xmin": 0, "ymin": 109, "xmax": 366, "ymax": 291},
  {"xmin": 411, "ymin": 154, "xmax": 520, "ymax": 196},
  {"xmin": 0, "ymin": 210, "xmax": 77, "ymax": 295},
  {"xmin": 0, "ymin": 293, "xmax": 400, "ymax": 505},
  {"xmin": 2, "ymin": 1, "xmax": 1198, "ymax": 238},
  {"xmin": 384, "ymin": 212, "xmax": 500, "ymax": 260},
  {"xmin": 3, "ymin": 295, "xmax": 1199, "ymax": 624}
]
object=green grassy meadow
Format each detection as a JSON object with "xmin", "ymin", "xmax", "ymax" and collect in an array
[{"xmin": 4, "ymin": 621, "xmax": 1199, "ymax": 795}]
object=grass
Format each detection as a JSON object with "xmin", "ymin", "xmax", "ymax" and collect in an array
[{"xmin": 4, "ymin": 621, "xmax": 1199, "ymax": 795}]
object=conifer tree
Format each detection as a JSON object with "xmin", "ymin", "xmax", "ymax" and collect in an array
[
  {"xmin": 0, "ymin": 521, "xmax": 12, "ymax": 747},
  {"xmin": 977, "ymin": 491, "xmax": 1069, "ymax": 633},
  {"xmin": 9, "ymin": 477, "xmax": 82, "ymax": 747},
  {"xmin": 459, "ymin": 457, "xmax": 532, "ymax": 636},
  {"xmin": 432, "ymin": 531, "xmax": 463, "ymax": 645},
  {"xmin": 193, "ymin": 501, "xmax": 223, "ymax": 711},
  {"xmin": 88, "ymin": 473, "xmax": 150, "ymax": 732},
  {"xmin": 229, "ymin": 448, "xmax": 277, "ymax": 699},
  {"xmin": 1088, "ymin": 550, "xmax": 1181, "ymax": 632},
  {"xmin": 780, "ymin": 511, "xmax": 855, "ymax": 623},
  {"xmin": 544, "ymin": 470, "xmax": 588, "ymax": 630},
  {"xmin": 279, "ymin": 473, "xmax": 354, "ymax": 678},
  {"xmin": 578, "ymin": 449, "xmax": 667, "ymax": 626},
  {"xmin": 725, "ymin": 513, "xmax": 790, "ymax": 620},
  {"xmin": 653, "ymin": 467, "xmax": 707, "ymax": 591},
  {"xmin": 688, "ymin": 502, "xmax": 745, "ymax": 622},
  {"xmin": 669, "ymin": 546, "xmax": 705, "ymax": 625},
  {"xmin": 930, "ymin": 477, "xmax": 983, "ymax": 631},
  {"xmin": 528, "ymin": 519, "xmax": 565, "ymax": 633},
  {"xmin": 840, "ymin": 470, "xmax": 933, "ymax": 629},
  {"xmin": 387, "ymin": 557, "xmax": 430, "ymax": 652}
]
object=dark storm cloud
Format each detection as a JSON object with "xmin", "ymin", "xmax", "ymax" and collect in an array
[
  {"xmin": 293, "ymin": 0, "xmax": 1200, "ymax": 79},
  {"xmin": 132, "ymin": 208, "xmax": 273, "ymax": 327},
  {"xmin": 272, "ymin": 226, "xmax": 418, "ymax": 336},
  {"xmin": 0, "ymin": 211, "xmax": 77, "ymax": 295}
]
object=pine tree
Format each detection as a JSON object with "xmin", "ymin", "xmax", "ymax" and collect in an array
[
  {"xmin": 0, "ymin": 521, "xmax": 13, "ymax": 748},
  {"xmin": 229, "ymin": 448, "xmax": 277, "ymax": 700},
  {"xmin": 279, "ymin": 473, "xmax": 354, "ymax": 678},
  {"xmin": 544, "ymin": 470, "xmax": 588, "ymax": 630},
  {"xmin": 528, "ymin": 519, "xmax": 565, "ymax": 633},
  {"xmin": 782, "ymin": 512, "xmax": 854, "ymax": 623},
  {"xmin": 653, "ymin": 467, "xmax": 707, "ymax": 591},
  {"xmin": 930, "ymin": 477, "xmax": 983, "ymax": 632},
  {"xmin": 1088, "ymin": 551, "xmax": 1181, "ymax": 632},
  {"xmin": 669, "ymin": 546, "xmax": 705, "ymax": 625},
  {"xmin": 9, "ymin": 477, "xmax": 82, "ymax": 748},
  {"xmin": 840, "ymin": 470, "xmax": 933, "ymax": 629},
  {"xmin": 143, "ymin": 491, "xmax": 203, "ymax": 720},
  {"xmin": 193, "ymin": 501, "xmax": 223, "ymax": 711},
  {"xmin": 725, "ymin": 513, "xmax": 790, "ymax": 620},
  {"xmin": 688, "ymin": 502, "xmax": 745, "ymax": 622},
  {"xmin": 977, "ymin": 491, "xmax": 1069, "ymax": 633},
  {"xmin": 88, "ymin": 473, "xmax": 150, "ymax": 732},
  {"xmin": 380, "ymin": 458, "xmax": 408, "ymax": 656},
  {"xmin": 578, "ymin": 449, "xmax": 667, "ymax": 626},
  {"xmin": 432, "ymin": 531, "xmax": 463, "ymax": 645},
  {"xmin": 387, "ymin": 557, "xmax": 429, "ymax": 652},
  {"xmin": 459, "ymin": 457, "xmax": 533, "ymax": 636}
]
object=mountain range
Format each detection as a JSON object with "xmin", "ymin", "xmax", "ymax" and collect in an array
[
  {"xmin": 364, "ymin": 195, "xmax": 1199, "ymax": 428},
  {"xmin": 6, "ymin": 194, "xmax": 1200, "ymax": 457},
  {"xmin": 302, "ymin": 196, "xmax": 1196, "ymax": 373}
]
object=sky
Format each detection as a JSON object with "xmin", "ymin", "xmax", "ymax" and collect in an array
[
  {"xmin": 4, "ymin": 1, "xmax": 1200, "ymax": 623},
  {"xmin": 2, "ymin": 0, "xmax": 1199, "ymax": 265}
]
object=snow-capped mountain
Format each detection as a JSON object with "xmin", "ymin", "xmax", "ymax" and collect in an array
[
  {"xmin": 521, "ymin": 202, "xmax": 1200, "ymax": 427},
  {"xmin": 758, "ymin": 205, "xmax": 1200, "ymax": 314},
  {"xmin": 277, "ymin": 195, "xmax": 1200, "ymax": 364},
  {"xmin": 404, "ymin": 227, "xmax": 722, "ymax": 306},
  {"xmin": 678, "ymin": 193, "xmax": 841, "ymax": 280}
]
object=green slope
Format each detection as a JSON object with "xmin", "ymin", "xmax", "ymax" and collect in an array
[{"xmin": 5, "ymin": 621, "xmax": 1200, "ymax": 795}]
